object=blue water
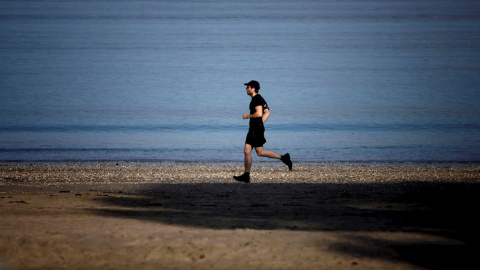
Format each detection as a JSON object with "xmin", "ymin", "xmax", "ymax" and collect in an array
[{"xmin": 1, "ymin": 0, "xmax": 480, "ymax": 163}]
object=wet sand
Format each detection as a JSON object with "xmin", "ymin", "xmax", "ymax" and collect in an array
[{"xmin": 1, "ymin": 164, "xmax": 479, "ymax": 269}]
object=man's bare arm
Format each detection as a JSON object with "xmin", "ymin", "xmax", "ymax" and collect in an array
[{"xmin": 243, "ymin": 105, "xmax": 263, "ymax": 119}]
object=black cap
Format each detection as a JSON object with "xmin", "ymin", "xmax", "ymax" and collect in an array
[{"xmin": 244, "ymin": 80, "xmax": 260, "ymax": 90}]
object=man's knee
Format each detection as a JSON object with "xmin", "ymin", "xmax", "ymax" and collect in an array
[
  {"xmin": 244, "ymin": 145, "xmax": 252, "ymax": 155},
  {"xmin": 255, "ymin": 148, "xmax": 265, "ymax": 157}
]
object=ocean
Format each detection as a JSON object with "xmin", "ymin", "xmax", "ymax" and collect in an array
[{"xmin": 1, "ymin": 0, "xmax": 480, "ymax": 164}]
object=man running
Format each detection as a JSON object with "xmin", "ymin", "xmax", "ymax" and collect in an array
[{"xmin": 234, "ymin": 80, "xmax": 292, "ymax": 183}]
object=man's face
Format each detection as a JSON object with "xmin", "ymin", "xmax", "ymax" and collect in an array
[{"xmin": 246, "ymin": 85, "xmax": 255, "ymax": 96}]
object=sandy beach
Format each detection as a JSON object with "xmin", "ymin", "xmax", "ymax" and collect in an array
[{"xmin": 1, "ymin": 164, "xmax": 479, "ymax": 269}]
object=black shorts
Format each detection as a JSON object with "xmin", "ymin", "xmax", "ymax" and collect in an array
[{"xmin": 245, "ymin": 124, "xmax": 266, "ymax": 147}]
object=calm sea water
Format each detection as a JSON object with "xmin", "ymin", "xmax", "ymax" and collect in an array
[{"xmin": 1, "ymin": 0, "xmax": 480, "ymax": 164}]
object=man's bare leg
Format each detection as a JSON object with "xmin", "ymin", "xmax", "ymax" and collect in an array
[
  {"xmin": 234, "ymin": 144, "xmax": 252, "ymax": 183},
  {"xmin": 256, "ymin": 146, "xmax": 293, "ymax": 170},
  {"xmin": 244, "ymin": 144, "xmax": 253, "ymax": 173},
  {"xmin": 235, "ymin": 144, "xmax": 292, "ymax": 183},
  {"xmin": 255, "ymin": 147, "xmax": 281, "ymax": 159}
]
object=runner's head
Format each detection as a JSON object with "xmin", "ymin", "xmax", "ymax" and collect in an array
[{"xmin": 244, "ymin": 80, "xmax": 260, "ymax": 93}]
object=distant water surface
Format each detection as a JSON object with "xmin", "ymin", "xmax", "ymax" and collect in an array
[{"xmin": 1, "ymin": 0, "xmax": 479, "ymax": 163}]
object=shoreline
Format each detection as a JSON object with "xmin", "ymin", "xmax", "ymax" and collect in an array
[
  {"xmin": 2, "ymin": 164, "xmax": 479, "ymax": 189},
  {"xmin": 2, "ymin": 160, "xmax": 480, "ymax": 166},
  {"xmin": 1, "ymin": 164, "xmax": 479, "ymax": 269}
]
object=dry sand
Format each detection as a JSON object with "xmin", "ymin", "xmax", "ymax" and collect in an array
[{"xmin": 1, "ymin": 164, "xmax": 479, "ymax": 269}]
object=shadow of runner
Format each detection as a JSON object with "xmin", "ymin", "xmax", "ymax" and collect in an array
[{"xmin": 91, "ymin": 181, "xmax": 480, "ymax": 269}]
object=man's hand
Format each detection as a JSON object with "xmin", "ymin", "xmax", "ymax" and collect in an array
[
  {"xmin": 262, "ymin": 109, "xmax": 270, "ymax": 123},
  {"xmin": 243, "ymin": 113, "xmax": 249, "ymax": 119}
]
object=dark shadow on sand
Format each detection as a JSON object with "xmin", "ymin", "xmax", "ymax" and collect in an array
[{"xmin": 91, "ymin": 181, "xmax": 480, "ymax": 269}]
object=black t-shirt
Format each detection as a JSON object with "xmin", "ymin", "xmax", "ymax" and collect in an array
[{"xmin": 249, "ymin": 94, "xmax": 269, "ymax": 126}]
